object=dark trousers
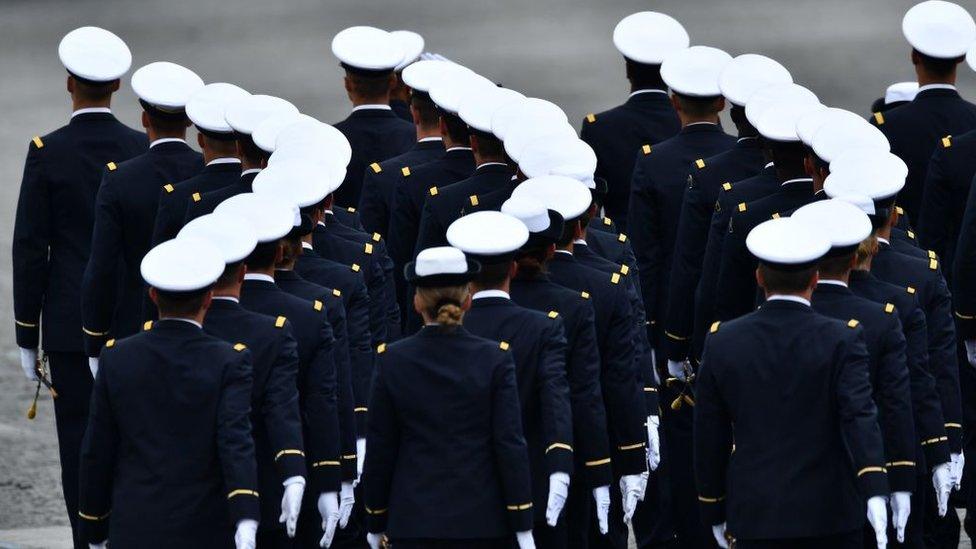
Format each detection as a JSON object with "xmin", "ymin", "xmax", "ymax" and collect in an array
[
  {"xmin": 297, "ymin": 486, "xmax": 368, "ymax": 549},
  {"xmin": 632, "ymin": 425, "xmax": 676, "ymax": 549},
  {"xmin": 587, "ymin": 481, "xmax": 626, "ymax": 549},
  {"xmin": 49, "ymin": 351, "xmax": 93, "ymax": 549},
  {"xmin": 258, "ymin": 528, "xmax": 296, "ymax": 549},
  {"xmin": 534, "ymin": 518, "xmax": 567, "ymax": 548},
  {"xmin": 331, "ymin": 483, "xmax": 368, "ymax": 548},
  {"xmin": 736, "ymin": 529, "xmax": 862, "ymax": 549},
  {"xmin": 659, "ymin": 382, "xmax": 710, "ymax": 549},
  {"xmin": 565, "ymin": 475, "xmax": 592, "ymax": 548},
  {"xmin": 391, "ymin": 538, "xmax": 509, "ymax": 549}
]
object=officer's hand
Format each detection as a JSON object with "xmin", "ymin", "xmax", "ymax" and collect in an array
[
  {"xmin": 619, "ymin": 474, "xmax": 643, "ymax": 523},
  {"xmin": 711, "ymin": 523, "xmax": 729, "ymax": 549},
  {"xmin": 646, "ymin": 415, "xmax": 661, "ymax": 472},
  {"xmin": 866, "ymin": 495, "xmax": 888, "ymax": 548},
  {"xmin": 354, "ymin": 438, "xmax": 366, "ymax": 487},
  {"xmin": 667, "ymin": 359, "xmax": 689, "ymax": 381},
  {"xmin": 317, "ymin": 491, "xmax": 340, "ymax": 547},
  {"xmin": 366, "ymin": 533, "xmax": 384, "ymax": 549},
  {"xmin": 638, "ymin": 471, "xmax": 649, "ymax": 501},
  {"xmin": 234, "ymin": 519, "xmax": 258, "ymax": 549},
  {"xmin": 889, "ymin": 491, "xmax": 911, "ymax": 543},
  {"xmin": 19, "ymin": 348, "xmax": 38, "ymax": 381},
  {"xmin": 933, "ymin": 462, "xmax": 952, "ymax": 516},
  {"xmin": 515, "ymin": 530, "xmax": 536, "ymax": 549},
  {"xmin": 279, "ymin": 476, "xmax": 305, "ymax": 538},
  {"xmin": 965, "ymin": 340, "xmax": 976, "ymax": 367},
  {"xmin": 88, "ymin": 357, "xmax": 99, "ymax": 379},
  {"xmin": 338, "ymin": 481, "xmax": 355, "ymax": 528},
  {"xmin": 545, "ymin": 472, "xmax": 570, "ymax": 526},
  {"xmin": 950, "ymin": 452, "xmax": 965, "ymax": 491},
  {"xmin": 592, "ymin": 485, "xmax": 610, "ymax": 534}
]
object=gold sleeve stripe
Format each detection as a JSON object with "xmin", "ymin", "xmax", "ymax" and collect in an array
[
  {"xmin": 506, "ymin": 502, "xmax": 533, "ymax": 511},
  {"xmin": 192, "ymin": 192, "xmax": 201, "ymax": 202},
  {"xmin": 233, "ymin": 343, "xmax": 247, "ymax": 352},
  {"xmin": 275, "ymin": 316, "xmax": 287, "ymax": 328},
  {"xmin": 32, "ymin": 136, "xmax": 44, "ymax": 148},
  {"xmin": 618, "ymin": 442, "xmax": 646, "ymax": 451},
  {"xmin": 312, "ymin": 461, "xmax": 341, "ymax": 468},
  {"xmin": 355, "ymin": 407, "xmax": 369, "ymax": 412},
  {"xmin": 857, "ymin": 466, "xmax": 887, "ymax": 477},
  {"xmin": 644, "ymin": 387, "xmax": 658, "ymax": 392},
  {"xmin": 342, "ymin": 454, "xmax": 358, "ymax": 460},
  {"xmin": 78, "ymin": 510, "xmax": 110, "ymax": 521},
  {"xmin": 83, "ymin": 327, "xmax": 110, "ymax": 336},
  {"xmin": 886, "ymin": 461, "xmax": 916, "ymax": 467},
  {"xmin": 695, "ymin": 159, "xmax": 706, "ymax": 169},
  {"xmin": 275, "ymin": 449, "xmax": 305, "ymax": 461},
  {"xmin": 665, "ymin": 331, "xmax": 688, "ymax": 341},
  {"xmin": 469, "ymin": 195, "xmax": 479, "ymax": 206},
  {"xmin": 377, "ymin": 343, "xmax": 387, "ymax": 354},
  {"xmin": 15, "ymin": 320, "xmax": 38, "ymax": 328},
  {"xmin": 946, "ymin": 423, "xmax": 963, "ymax": 429},
  {"xmin": 585, "ymin": 457, "xmax": 611, "ymax": 466},
  {"xmin": 499, "ymin": 341, "xmax": 510, "ymax": 351},
  {"xmin": 143, "ymin": 320, "xmax": 153, "ymax": 331},
  {"xmin": 546, "ymin": 443, "xmax": 573, "ymax": 453},
  {"xmin": 586, "ymin": 113, "xmax": 596, "ymax": 123},
  {"xmin": 332, "ymin": 289, "xmax": 342, "ymax": 297},
  {"xmin": 366, "ymin": 507, "xmax": 388, "ymax": 515},
  {"xmin": 401, "ymin": 167, "xmax": 411, "ymax": 177},
  {"xmin": 921, "ymin": 436, "xmax": 949, "ymax": 446},
  {"xmin": 698, "ymin": 495, "xmax": 725, "ymax": 503},
  {"xmin": 873, "ymin": 112, "xmax": 884, "ymax": 125},
  {"xmin": 641, "ymin": 144, "xmax": 652, "ymax": 154},
  {"xmin": 227, "ymin": 489, "xmax": 259, "ymax": 499},
  {"xmin": 107, "ymin": 162, "xmax": 117, "ymax": 171},
  {"xmin": 618, "ymin": 233, "xmax": 628, "ymax": 243},
  {"xmin": 164, "ymin": 183, "xmax": 175, "ymax": 193}
]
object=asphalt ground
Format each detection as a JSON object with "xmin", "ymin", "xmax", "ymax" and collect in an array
[{"xmin": 1, "ymin": 0, "xmax": 976, "ymax": 546}]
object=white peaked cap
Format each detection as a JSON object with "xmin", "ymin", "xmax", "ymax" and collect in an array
[
  {"xmin": 141, "ymin": 237, "xmax": 225, "ymax": 292},
  {"xmin": 613, "ymin": 12, "xmax": 690, "ymax": 64},
  {"xmin": 59, "ymin": 26, "xmax": 132, "ymax": 82}
]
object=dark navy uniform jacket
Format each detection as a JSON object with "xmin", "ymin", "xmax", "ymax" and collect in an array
[
  {"xmin": 333, "ymin": 205, "xmax": 364, "ymax": 230},
  {"xmin": 333, "ymin": 107, "xmax": 415, "ymax": 208},
  {"xmin": 873, "ymin": 240, "xmax": 963, "ymax": 452},
  {"xmin": 580, "ymin": 90, "xmax": 681, "ymax": 228},
  {"xmin": 464, "ymin": 294, "xmax": 573, "ymax": 520},
  {"xmin": 82, "ymin": 140, "xmax": 203, "ymax": 355},
  {"xmin": 185, "ymin": 170, "xmax": 260, "ymax": 224},
  {"xmin": 239, "ymin": 277, "xmax": 342, "ymax": 493},
  {"xmin": 951, "ymin": 176, "xmax": 976, "ymax": 341},
  {"xmin": 414, "ymin": 162, "xmax": 516, "ymax": 254},
  {"xmin": 364, "ymin": 326, "xmax": 533, "ymax": 538},
  {"xmin": 695, "ymin": 300, "xmax": 889, "ymax": 539},
  {"xmin": 585, "ymin": 224, "xmax": 639, "ymax": 277},
  {"xmin": 511, "ymin": 274, "xmax": 613, "ymax": 488},
  {"xmin": 78, "ymin": 319, "xmax": 258, "ymax": 547},
  {"xmin": 663, "ymin": 137, "xmax": 765, "ymax": 360},
  {"xmin": 274, "ymin": 269, "xmax": 359, "ymax": 480},
  {"xmin": 389, "ymin": 98, "xmax": 412, "ymax": 123},
  {"xmin": 811, "ymin": 282, "xmax": 916, "ymax": 490},
  {"xmin": 918, "ymin": 131, "xmax": 976, "ymax": 279},
  {"xmin": 12, "ymin": 111, "xmax": 146, "ymax": 352},
  {"xmin": 715, "ymin": 178, "xmax": 816, "ymax": 321},
  {"xmin": 871, "ymin": 86, "xmax": 976, "ymax": 225},
  {"xmin": 203, "ymin": 298, "xmax": 306, "ymax": 529},
  {"xmin": 547, "ymin": 251, "xmax": 647, "ymax": 475},
  {"xmin": 850, "ymin": 269, "xmax": 951, "ymax": 469},
  {"xmin": 358, "ymin": 138, "xmax": 445, "ymax": 238},
  {"xmin": 152, "ymin": 159, "xmax": 241, "ymax": 245}
]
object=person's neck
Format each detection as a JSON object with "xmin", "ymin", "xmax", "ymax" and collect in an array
[
  {"xmin": 71, "ymin": 97, "xmax": 112, "ymax": 112},
  {"xmin": 240, "ymin": 157, "xmax": 263, "ymax": 171},
  {"xmin": 161, "ymin": 311, "xmax": 207, "ymax": 325},
  {"xmin": 391, "ymin": 85, "xmax": 410, "ymax": 103},
  {"xmin": 877, "ymin": 225, "xmax": 893, "ymax": 241},
  {"xmin": 248, "ymin": 266, "xmax": 276, "ymax": 277},
  {"xmin": 212, "ymin": 285, "xmax": 241, "ymax": 300},
  {"xmin": 630, "ymin": 81, "xmax": 666, "ymax": 93},
  {"xmin": 765, "ymin": 290, "xmax": 814, "ymax": 302},
  {"xmin": 147, "ymin": 128, "xmax": 188, "ymax": 143},
  {"xmin": 855, "ymin": 258, "xmax": 873, "ymax": 271},
  {"xmin": 351, "ymin": 95, "xmax": 391, "ymax": 107},
  {"xmin": 474, "ymin": 153, "xmax": 506, "ymax": 166},
  {"xmin": 416, "ymin": 125, "xmax": 441, "ymax": 140},
  {"xmin": 557, "ymin": 243, "xmax": 575, "ymax": 254},
  {"xmin": 203, "ymin": 147, "xmax": 238, "ymax": 164},
  {"xmin": 916, "ymin": 68, "xmax": 956, "ymax": 88},
  {"xmin": 276, "ymin": 261, "xmax": 297, "ymax": 271},
  {"xmin": 775, "ymin": 163, "xmax": 808, "ymax": 183},
  {"xmin": 820, "ymin": 272, "xmax": 851, "ymax": 285},
  {"xmin": 472, "ymin": 281, "xmax": 511, "ymax": 295},
  {"xmin": 443, "ymin": 136, "xmax": 468, "ymax": 149}
]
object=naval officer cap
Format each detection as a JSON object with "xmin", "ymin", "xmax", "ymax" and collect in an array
[
  {"xmin": 225, "ymin": 94, "xmax": 299, "ymax": 136},
  {"xmin": 141, "ymin": 237, "xmax": 225, "ymax": 293},
  {"xmin": 792, "ymin": 199, "xmax": 873, "ymax": 257},
  {"xmin": 902, "ymin": 0, "xmax": 976, "ymax": 59},
  {"xmin": 252, "ymin": 160, "xmax": 335, "ymax": 208},
  {"xmin": 458, "ymin": 86, "xmax": 525, "ymax": 135},
  {"xmin": 501, "ymin": 194, "xmax": 565, "ymax": 247},
  {"xmin": 661, "ymin": 45, "xmax": 733, "ymax": 97},
  {"xmin": 823, "ymin": 152, "xmax": 907, "ymax": 227},
  {"xmin": 886, "ymin": 82, "xmax": 920, "ymax": 104},
  {"xmin": 405, "ymin": 246, "xmax": 481, "ymax": 287},
  {"xmin": 272, "ymin": 118, "xmax": 352, "ymax": 168},
  {"xmin": 613, "ymin": 12, "xmax": 690, "ymax": 65},
  {"xmin": 746, "ymin": 217, "xmax": 830, "ymax": 271},
  {"xmin": 744, "ymin": 83, "xmax": 818, "ymax": 128},
  {"xmin": 131, "ymin": 62, "xmax": 204, "ymax": 116},
  {"xmin": 491, "ymin": 98, "xmax": 568, "ymax": 142},
  {"xmin": 969, "ymin": 42, "xmax": 976, "ymax": 71},
  {"xmin": 392, "ymin": 30, "xmax": 425, "ymax": 72},
  {"xmin": 252, "ymin": 111, "xmax": 306, "ymax": 153},
  {"xmin": 718, "ymin": 54, "xmax": 793, "ymax": 106},
  {"xmin": 332, "ymin": 26, "xmax": 404, "ymax": 74},
  {"xmin": 401, "ymin": 59, "xmax": 456, "ymax": 94},
  {"xmin": 512, "ymin": 175, "xmax": 593, "ymax": 222},
  {"xmin": 811, "ymin": 117, "xmax": 889, "ymax": 164},
  {"xmin": 178, "ymin": 213, "xmax": 257, "ymax": 265},
  {"xmin": 447, "ymin": 211, "xmax": 529, "ymax": 264},
  {"xmin": 518, "ymin": 137, "xmax": 598, "ymax": 189},
  {"xmin": 504, "ymin": 121, "xmax": 578, "ymax": 163},
  {"xmin": 755, "ymin": 100, "xmax": 824, "ymax": 142},
  {"xmin": 428, "ymin": 70, "xmax": 494, "ymax": 114},
  {"xmin": 186, "ymin": 83, "xmax": 251, "ymax": 140},
  {"xmin": 58, "ymin": 27, "xmax": 132, "ymax": 83},
  {"xmin": 795, "ymin": 107, "xmax": 858, "ymax": 147},
  {"xmin": 214, "ymin": 193, "xmax": 297, "ymax": 243}
]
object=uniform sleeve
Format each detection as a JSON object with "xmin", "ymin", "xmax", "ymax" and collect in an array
[
  {"xmin": 78, "ymin": 350, "xmax": 119, "ymax": 543},
  {"xmin": 218, "ymin": 349, "xmax": 260, "ymax": 525},
  {"xmin": 922, "ymin": 275, "xmax": 963, "ymax": 452},
  {"xmin": 835, "ymin": 328, "xmax": 890, "ymax": 498},
  {"xmin": 491, "ymin": 351, "xmax": 534, "ymax": 533},
  {"xmin": 602, "ymin": 287, "xmax": 647, "ymax": 475},
  {"xmin": 918, "ymin": 147, "xmax": 953, "ymax": 260},
  {"xmin": 714, "ymin": 211, "xmax": 759, "ymax": 321},
  {"xmin": 306, "ymin": 314, "xmax": 342, "ymax": 494},
  {"xmin": 264, "ymin": 328, "xmax": 307, "ymax": 482},
  {"xmin": 414, "ymin": 196, "xmax": 446, "ymax": 256},
  {"xmin": 692, "ymin": 341, "xmax": 732, "ymax": 526},
  {"xmin": 358, "ymin": 170, "xmax": 390, "ymax": 238},
  {"xmin": 951, "ymin": 172, "xmax": 976, "ymax": 340},
  {"xmin": 694, "ymin": 194, "xmax": 736, "ymax": 353},
  {"xmin": 344, "ymin": 282, "xmax": 375, "ymax": 434},
  {"xmin": 566, "ymin": 302, "xmax": 612, "ymax": 488},
  {"xmin": 328, "ymin": 304, "xmax": 359, "ymax": 481},
  {"xmin": 81, "ymin": 171, "xmax": 124, "ymax": 356},
  {"xmin": 375, "ymin": 245, "xmax": 401, "ymax": 342},
  {"xmin": 902, "ymin": 305, "xmax": 951, "ymax": 466},
  {"xmin": 364, "ymin": 351, "xmax": 398, "ymax": 533},
  {"xmin": 363, "ymin": 259, "xmax": 390, "ymax": 349},
  {"xmin": 539, "ymin": 318, "xmax": 574, "ymax": 476},
  {"xmin": 387, "ymin": 178, "xmax": 419, "ymax": 268},
  {"xmin": 874, "ymin": 313, "xmax": 917, "ymax": 491},
  {"xmin": 12, "ymin": 140, "xmax": 49, "ymax": 348},
  {"xmin": 626, "ymin": 154, "xmax": 662, "ymax": 333},
  {"xmin": 664, "ymin": 175, "xmax": 711, "ymax": 361},
  {"xmin": 149, "ymin": 188, "xmax": 178, "ymax": 247}
]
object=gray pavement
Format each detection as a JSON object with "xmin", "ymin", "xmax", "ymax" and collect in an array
[{"xmin": 1, "ymin": 0, "xmax": 975, "ymax": 546}]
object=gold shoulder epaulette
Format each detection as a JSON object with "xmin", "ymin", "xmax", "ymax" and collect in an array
[
  {"xmin": 942, "ymin": 135, "xmax": 952, "ymax": 148},
  {"xmin": 620, "ymin": 264, "xmax": 630, "ymax": 275},
  {"xmin": 771, "ymin": 212, "xmax": 781, "ymax": 219},
  {"xmin": 641, "ymin": 144, "xmax": 652, "ymax": 155},
  {"xmin": 695, "ymin": 158, "xmax": 706, "ymax": 169},
  {"xmin": 372, "ymin": 232, "xmax": 382, "ymax": 242},
  {"xmin": 499, "ymin": 341, "xmax": 510, "ymax": 351},
  {"xmin": 105, "ymin": 338, "xmax": 116, "ymax": 348},
  {"xmin": 191, "ymin": 192, "xmax": 201, "ymax": 202},
  {"xmin": 929, "ymin": 258, "xmax": 939, "ymax": 271},
  {"xmin": 233, "ymin": 343, "xmax": 247, "ymax": 352},
  {"xmin": 313, "ymin": 300, "xmax": 323, "ymax": 312},
  {"xmin": 586, "ymin": 113, "xmax": 596, "ymax": 123},
  {"xmin": 469, "ymin": 195, "xmax": 479, "ymax": 206},
  {"xmin": 143, "ymin": 321, "xmax": 153, "ymax": 331},
  {"xmin": 603, "ymin": 217, "xmax": 613, "ymax": 226},
  {"xmin": 364, "ymin": 243, "xmax": 374, "ymax": 255},
  {"xmin": 107, "ymin": 161, "xmax": 117, "ymax": 171},
  {"xmin": 617, "ymin": 233, "xmax": 627, "ymax": 243},
  {"xmin": 332, "ymin": 288, "xmax": 342, "ymax": 297},
  {"xmin": 346, "ymin": 206, "xmax": 357, "ymax": 213},
  {"xmin": 847, "ymin": 319, "xmax": 860, "ymax": 329},
  {"xmin": 547, "ymin": 311, "xmax": 559, "ymax": 319},
  {"xmin": 928, "ymin": 250, "xmax": 936, "ymax": 259},
  {"xmin": 722, "ymin": 182, "xmax": 732, "ymax": 191},
  {"xmin": 884, "ymin": 303, "xmax": 895, "ymax": 314},
  {"xmin": 351, "ymin": 263, "xmax": 361, "ymax": 272},
  {"xmin": 401, "ymin": 166, "xmax": 411, "ymax": 177},
  {"xmin": 370, "ymin": 162, "xmax": 382, "ymax": 173},
  {"xmin": 610, "ymin": 272, "xmax": 621, "ymax": 284},
  {"xmin": 31, "ymin": 136, "xmax": 44, "ymax": 149},
  {"xmin": 275, "ymin": 316, "xmax": 287, "ymax": 328},
  {"xmin": 873, "ymin": 112, "xmax": 885, "ymax": 125},
  {"xmin": 429, "ymin": 186, "xmax": 439, "ymax": 196},
  {"xmin": 906, "ymin": 230, "xmax": 916, "ymax": 240},
  {"xmin": 906, "ymin": 286, "xmax": 916, "ymax": 295},
  {"xmin": 580, "ymin": 291, "xmax": 590, "ymax": 300},
  {"xmin": 738, "ymin": 202, "xmax": 747, "ymax": 212},
  {"xmin": 163, "ymin": 183, "xmax": 174, "ymax": 193},
  {"xmin": 377, "ymin": 343, "xmax": 387, "ymax": 354},
  {"xmin": 710, "ymin": 321, "xmax": 721, "ymax": 334}
]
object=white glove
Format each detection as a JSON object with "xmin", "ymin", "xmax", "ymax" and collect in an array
[
  {"xmin": 19, "ymin": 348, "xmax": 38, "ymax": 381},
  {"xmin": 593, "ymin": 485, "xmax": 610, "ymax": 534},
  {"xmin": 279, "ymin": 476, "xmax": 305, "ymax": 538},
  {"xmin": 339, "ymin": 481, "xmax": 355, "ymax": 528},
  {"xmin": 711, "ymin": 523, "xmax": 729, "ymax": 549},
  {"xmin": 516, "ymin": 530, "xmax": 536, "ymax": 549},
  {"xmin": 546, "ymin": 472, "xmax": 570, "ymax": 526},
  {"xmin": 890, "ymin": 491, "xmax": 911, "ymax": 543},
  {"xmin": 88, "ymin": 357, "xmax": 99, "ymax": 378},
  {"xmin": 866, "ymin": 495, "xmax": 888, "ymax": 549},
  {"xmin": 646, "ymin": 416, "xmax": 661, "ymax": 472},
  {"xmin": 235, "ymin": 519, "xmax": 258, "ymax": 549},
  {"xmin": 965, "ymin": 339, "xmax": 976, "ymax": 367},
  {"xmin": 355, "ymin": 438, "xmax": 366, "ymax": 487},
  {"xmin": 317, "ymin": 491, "xmax": 340, "ymax": 547},
  {"xmin": 366, "ymin": 533, "xmax": 384, "ymax": 549},
  {"xmin": 667, "ymin": 359, "xmax": 689, "ymax": 381},
  {"xmin": 933, "ymin": 462, "xmax": 952, "ymax": 517},
  {"xmin": 619, "ymin": 474, "xmax": 643, "ymax": 523},
  {"xmin": 89, "ymin": 543, "xmax": 107, "ymax": 549},
  {"xmin": 951, "ymin": 452, "xmax": 965, "ymax": 491}
]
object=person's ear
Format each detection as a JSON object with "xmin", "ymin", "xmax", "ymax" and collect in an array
[
  {"xmin": 409, "ymin": 100, "xmax": 420, "ymax": 120},
  {"xmin": 808, "ymin": 271, "xmax": 820, "ymax": 291},
  {"xmin": 573, "ymin": 220, "xmax": 584, "ymax": 239},
  {"xmin": 911, "ymin": 49, "xmax": 920, "ymax": 67},
  {"xmin": 670, "ymin": 94, "xmax": 681, "ymax": 112},
  {"xmin": 110, "ymin": 79, "xmax": 121, "ymax": 93},
  {"xmin": 461, "ymin": 292, "xmax": 473, "ymax": 312},
  {"xmin": 274, "ymin": 242, "xmax": 285, "ymax": 264},
  {"xmin": 237, "ymin": 263, "xmax": 247, "ymax": 283},
  {"xmin": 507, "ymin": 261, "xmax": 518, "ymax": 280},
  {"xmin": 197, "ymin": 133, "xmax": 206, "ymax": 151},
  {"xmin": 141, "ymin": 111, "xmax": 150, "ymax": 130},
  {"xmin": 470, "ymin": 133, "xmax": 480, "ymax": 155},
  {"xmin": 413, "ymin": 292, "xmax": 423, "ymax": 315},
  {"xmin": 754, "ymin": 267, "xmax": 765, "ymax": 290},
  {"xmin": 715, "ymin": 97, "xmax": 726, "ymax": 114},
  {"xmin": 387, "ymin": 73, "xmax": 397, "ymax": 93},
  {"xmin": 803, "ymin": 154, "xmax": 815, "ymax": 177},
  {"xmin": 149, "ymin": 287, "xmax": 160, "ymax": 306},
  {"xmin": 66, "ymin": 75, "xmax": 74, "ymax": 95},
  {"xmin": 344, "ymin": 75, "xmax": 353, "ymax": 95},
  {"xmin": 439, "ymin": 116, "xmax": 448, "ymax": 137},
  {"xmin": 200, "ymin": 290, "xmax": 214, "ymax": 312},
  {"xmin": 545, "ymin": 244, "xmax": 556, "ymax": 261}
]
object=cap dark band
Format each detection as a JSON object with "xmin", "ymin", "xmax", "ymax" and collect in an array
[
  {"xmin": 404, "ymin": 258, "xmax": 482, "ymax": 288},
  {"xmin": 287, "ymin": 213, "xmax": 315, "ymax": 239},
  {"xmin": 67, "ymin": 70, "xmax": 118, "ymax": 86},
  {"xmin": 523, "ymin": 209, "xmax": 565, "ymax": 248},
  {"xmin": 139, "ymin": 99, "xmax": 189, "ymax": 120},
  {"xmin": 340, "ymin": 62, "xmax": 394, "ymax": 77},
  {"xmin": 755, "ymin": 258, "xmax": 821, "ymax": 271},
  {"xmin": 197, "ymin": 127, "xmax": 238, "ymax": 141}
]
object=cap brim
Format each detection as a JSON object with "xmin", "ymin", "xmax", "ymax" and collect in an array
[{"xmin": 404, "ymin": 258, "xmax": 482, "ymax": 287}]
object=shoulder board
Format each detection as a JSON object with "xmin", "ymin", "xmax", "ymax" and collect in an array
[
  {"xmin": 847, "ymin": 319, "xmax": 860, "ymax": 329},
  {"xmin": 364, "ymin": 243, "xmax": 374, "ymax": 255},
  {"xmin": 873, "ymin": 112, "xmax": 884, "ymax": 125},
  {"xmin": 907, "ymin": 230, "xmax": 916, "ymax": 240},
  {"xmin": 275, "ymin": 316, "xmax": 287, "ymax": 328},
  {"xmin": 351, "ymin": 263, "xmax": 361, "ymax": 272},
  {"xmin": 771, "ymin": 212, "xmax": 781, "ymax": 220},
  {"xmin": 429, "ymin": 186, "xmax": 439, "ymax": 196},
  {"xmin": 105, "ymin": 338, "xmax": 116, "ymax": 348},
  {"xmin": 617, "ymin": 233, "xmax": 627, "ymax": 243},
  {"xmin": 709, "ymin": 321, "xmax": 721, "ymax": 334},
  {"xmin": 580, "ymin": 291, "xmax": 591, "ymax": 300},
  {"xmin": 143, "ymin": 320, "xmax": 153, "ymax": 331},
  {"xmin": 376, "ymin": 343, "xmax": 387, "ymax": 354},
  {"xmin": 610, "ymin": 272, "xmax": 621, "ymax": 284},
  {"xmin": 107, "ymin": 161, "xmax": 117, "ymax": 171},
  {"xmin": 163, "ymin": 183, "xmax": 175, "ymax": 193},
  {"xmin": 695, "ymin": 158, "xmax": 706, "ymax": 169},
  {"xmin": 191, "ymin": 192, "xmax": 201, "ymax": 202},
  {"xmin": 346, "ymin": 206, "xmax": 357, "ymax": 213},
  {"xmin": 603, "ymin": 217, "xmax": 613, "ymax": 226},
  {"xmin": 928, "ymin": 250, "xmax": 936, "ymax": 259},
  {"xmin": 620, "ymin": 264, "xmax": 630, "ymax": 275},
  {"xmin": 585, "ymin": 113, "xmax": 596, "ymax": 123},
  {"xmin": 499, "ymin": 341, "xmax": 510, "ymax": 351},
  {"xmin": 737, "ymin": 202, "xmax": 747, "ymax": 212},
  {"xmin": 313, "ymin": 300, "xmax": 323, "ymax": 312},
  {"xmin": 332, "ymin": 288, "xmax": 342, "ymax": 297},
  {"xmin": 641, "ymin": 144, "xmax": 652, "ymax": 155},
  {"xmin": 929, "ymin": 258, "xmax": 939, "ymax": 271},
  {"xmin": 372, "ymin": 232, "xmax": 382, "ymax": 242},
  {"xmin": 233, "ymin": 343, "xmax": 247, "ymax": 352},
  {"xmin": 370, "ymin": 162, "xmax": 382, "ymax": 174},
  {"xmin": 942, "ymin": 135, "xmax": 952, "ymax": 149},
  {"xmin": 547, "ymin": 311, "xmax": 559, "ymax": 319},
  {"xmin": 906, "ymin": 286, "xmax": 916, "ymax": 295},
  {"xmin": 469, "ymin": 195, "xmax": 480, "ymax": 206},
  {"xmin": 722, "ymin": 182, "xmax": 732, "ymax": 192},
  {"xmin": 884, "ymin": 303, "xmax": 895, "ymax": 314},
  {"xmin": 401, "ymin": 166, "xmax": 411, "ymax": 177},
  {"xmin": 31, "ymin": 136, "xmax": 44, "ymax": 149}
]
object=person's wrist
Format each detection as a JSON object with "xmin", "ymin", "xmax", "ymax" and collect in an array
[{"xmin": 283, "ymin": 475, "xmax": 305, "ymax": 487}]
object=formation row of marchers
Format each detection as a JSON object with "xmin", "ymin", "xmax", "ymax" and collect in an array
[{"xmin": 12, "ymin": 1, "xmax": 976, "ymax": 548}]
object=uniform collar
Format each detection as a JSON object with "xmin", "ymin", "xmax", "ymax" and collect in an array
[
  {"xmin": 914, "ymin": 84, "xmax": 961, "ymax": 100},
  {"xmin": 71, "ymin": 107, "xmax": 112, "ymax": 118},
  {"xmin": 573, "ymin": 238, "xmax": 588, "ymax": 247},
  {"xmin": 766, "ymin": 295, "xmax": 811, "ymax": 307},
  {"xmin": 212, "ymin": 296, "xmax": 240, "ymax": 303},
  {"xmin": 241, "ymin": 168, "xmax": 262, "ymax": 177},
  {"xmin": 446, "ymin": 146, "xmax": 473, "ymax": 153},
  {"xmin": 352, "ymin": 104, "xmax": 393, "ymax": 112},
  {"xmin": 150, "ymin": 137, "xmax": 188, "ymax": 148},
  {"xmin": 158, "ymin": 317, "xmax": 203, "ymax": 329},
  {"xmin": 418, "ymin": 137, "xmax": 443, "ymax": 143},
  {"xmin": 917, "ymin": 83, "xmax": 956, "ymax": 93},
  {"xmin": 817, "ymin": 279, "xmax": 848, "ymax": 288},
  {"xmin": 301, "ymin": 241, "xmax": 314, "ymax": 251},
  {"xmin": 681, "ymin": 122, "xmax": 722, "ymax": 135},
  {"xmin": 206, "ymin": 157, "xmax": 241, "ymax": 167},
  {"xmin": 629, "ymin": 89, "xmax": 669, "ymax": 98},
  {"xmin": 780, "ymin": 177, "xmax": 813, "ymax": 188},
  {"xmin": 472, "ymin": 289, "xmax": 510, "ymax": 300},
  {"xmin": 244, "ymin": 273, "xmax": 275, "ymax": 284},
  {"xmin": 877, "ymin": 237, "xmax": 891, "ymax": 246}
]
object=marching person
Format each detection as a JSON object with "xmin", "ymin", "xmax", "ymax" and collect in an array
[
  {"xmin": 388, "ymin": 30, "xmax": 424, "ymax": 122},
  {"xmin": 364, "ymin": 246, "xmax": 537, "ymax": 549},
  {"xmin": 12, "ymin": 27, "xmax": 146, "ymax": 548},
  {"xmin": 78, "ymin": 237, "xmax": 259, "ymax": 549}
]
